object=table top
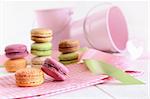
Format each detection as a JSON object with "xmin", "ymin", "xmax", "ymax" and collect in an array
[{"xmin": 0, "ymin": 54, "xmax": 149, "ymax": 99}]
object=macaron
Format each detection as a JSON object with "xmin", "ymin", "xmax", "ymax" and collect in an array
[
  {"xmin": 15, "ymin": 68, "xmax": 44, "ymax": 87},
  {"xmin": 31, "ymin": 42, "xmax": 52, "ymax": 56},
  {"xmin": 31, "ymin": 50, "xmax": 52, "ymax": 56},
  {"xmin": 31, "ymin": 28, "xmax": 53, "ymax": 43},
  {"xmin": 59, "ymin": 39, "xmax": 80, "ymax": 53},
  {"xmin": 59, "ymin": 52, "xmax": 79, "ymax": 65},
  {"xmin": 41, "ymin": 58, "xmax": 69, "ymax": 81},
  {"xmin": 31, "ymin": 56, "xmax": 50, "ymax": 68},
  {"xmin": 31, "ymin": 42, "xmax": 52, "ymax": 51},
  {"xmin": 4, "ymin": 58, "xmax": 27, "ymax": 72},
  {"xmin": 5, "ymin": 44, "xmax": 28, "ymax": 59},
  {"xmin": 59, "ymin": 52, "xmax": 79, "ymax": 61}
]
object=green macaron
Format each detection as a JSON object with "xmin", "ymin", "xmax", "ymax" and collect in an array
[
  {"xmin": 31, "ymin": 50, "xmax": 52, "ymax": 56},
  {"xmin": 59, "ymin": 52, "xmax": 79, "ymax": 61},
  {"xmin": 59, "ymin": 59, "xmax": 78, "ymax": 65},
  {"xmin": 31, "ymin": 42, "xmax": 52, "ymax": 51}
]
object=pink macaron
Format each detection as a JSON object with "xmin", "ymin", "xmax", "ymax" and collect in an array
[
  {"xmin": 41, "ymin": 58, "xmax": 69, "ymax": 81},
  {"xmin": 5, "ymin": 44, "xmax": 28, "ymax": 59}
]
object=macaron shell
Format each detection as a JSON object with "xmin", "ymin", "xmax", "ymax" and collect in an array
[
  {"xmin": 59, "ymin": 52, "xmax": 79, "ymax": 61},
  {"xmin": 59, "ymin": 46, "xmax": 79, "ymax": 53},
  {"xmin": 16, "ymin": 79, "xmax": 44, "ymax": 87},
  {"xmin": 31, "ymin": 50, "xmax": 52, "ymax": 56},
  {"xmin": 45, "ymin": 58, "xmax": 69, "ymax": 74},
  {"xmin": 59, "ymin": 39, "xmax": 80, "ymax": 53},
  {"xmin": 41, "ymin": 66, "xmax": 66, "ymax": 81},
  {"xmin": 31, "ymin": 43, "xmax": 52, "ymax": 51},
  {"xmin": 31, "ymin": 28, "xmax": 53, "ymax": 36},
  {"xmin": 59, "ymin": 39, "xmax": 80, "ymax": 48},
  {"xmin": 59, "ymin": 59, "xmax": 78, "ymax": 65}
]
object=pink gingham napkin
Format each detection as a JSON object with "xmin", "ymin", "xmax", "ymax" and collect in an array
[
  {"xmin": 0, "ymin": 64, "xmax": 108, "ymax": 98},
  {"xmin": 0, "ymin": 49, "xmax": 143, "ymax": 98}
]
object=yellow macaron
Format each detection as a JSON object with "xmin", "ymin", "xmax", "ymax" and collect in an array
[
  {"xmin": 15, "ymin": 67, "xmax": 44, "ymax": 87},
  {"xmin": 31, "ymin": 28, "xmax": 53, "ymax": 43}
]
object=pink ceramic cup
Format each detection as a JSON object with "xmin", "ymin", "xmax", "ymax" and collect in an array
[
  {"xmin": 71, "ymin": 5, "xmax": 128, "ymax": 52},
  {"xmin": 35, "ymin": 8, "xmax": 73, "ymax": 50}
]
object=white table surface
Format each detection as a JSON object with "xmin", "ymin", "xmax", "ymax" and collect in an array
[{"xmin": 0, "ymin": 57, "xmax": 149, "ymax": 99}]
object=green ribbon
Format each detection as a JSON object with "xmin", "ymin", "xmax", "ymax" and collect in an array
[
  {"xmin": 0, "ymin": 72, "xmax": 8, "ymax": 75},
  {"xmin": 84, "ymin": 59, "xmax": 144, "ymax": 84},
  {"xmin": 0, "ymin": 65, "xmax": 4, "ymax": 68}
]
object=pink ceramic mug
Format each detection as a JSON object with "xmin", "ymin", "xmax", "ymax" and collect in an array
[
  {"xmin": 71, "ymin": 5, "xmax": 128, "ymax": 52},
  {"xmin": 35, "ymin": 8, "xmax": 73, "ymax": 50}
]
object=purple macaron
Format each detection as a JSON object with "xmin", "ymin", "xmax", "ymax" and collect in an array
[
  {"xmin": 41, "ymin": 58, "xmax": 69, "ymax": 81},
  {"xmin": 5, "ymin": 44, "xmax": 28, "ymax": 59}
]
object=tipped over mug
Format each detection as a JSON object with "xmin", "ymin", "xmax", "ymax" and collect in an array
[{"xmin": 71, "ymin": 5, "xmax": 128, "ymax": 52}]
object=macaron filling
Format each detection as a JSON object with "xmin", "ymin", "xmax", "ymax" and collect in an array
[
  {"xmin": 6, "ymin": 50, "xmax": 28, "ymax": 59},
  {"xmin": 6, "ymin": 50, "xmax": 28, "ymax": 54},
  {"xmin": 32, "ymin": 36, "xmax": 51, "ymax": 38}
]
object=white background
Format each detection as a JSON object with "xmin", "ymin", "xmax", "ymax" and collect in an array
[{"xmin": 0, "ymin": 1, "xmax": 148, "ymax": 54}]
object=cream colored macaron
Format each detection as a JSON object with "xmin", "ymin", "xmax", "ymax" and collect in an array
[
  {"xmin": 31, "ymin": 28, "xmax": 53, "ymax": 43},
  {"xmin": 31, "ymin": 56, "xmax": 50, "ymax": 68}
]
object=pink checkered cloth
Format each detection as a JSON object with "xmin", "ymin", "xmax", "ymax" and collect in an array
[
  {"xmin": 0, "ymin": 50, "xmax": 108, "ymax": 98},
  {"xmin": 0, "ymin": 64, "xmax": 107, "ymax": 98}
]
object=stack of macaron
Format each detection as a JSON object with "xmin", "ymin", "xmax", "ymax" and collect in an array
[
  {"xmin": 4, "ymin": 44, "xmax": 28, "ymax": 72},
  {"xmin": 58, "ymin": 39, "xmax": 80, "ymax": 65},
  {"xmin": 31, "ymin": 28, "xmax": 53, "ymax": 68}
]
